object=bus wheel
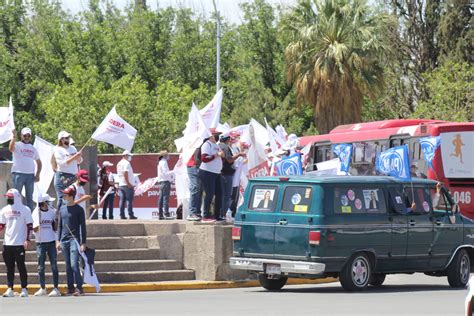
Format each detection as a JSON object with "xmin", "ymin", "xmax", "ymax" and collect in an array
[
  {"xmin": 447, "ymin": 249, "xmax": 470, "ymax": 288},
  {"xmin": 340, "ymin": 253, "xmax": 371, "ymax": 291},
  {"xmin": 369, "ymin": 273, "xmax": 386, "ymax": 287},
  {"xmin": 258, "ymin": 274, "xmax": 288, "ymax": 291}
]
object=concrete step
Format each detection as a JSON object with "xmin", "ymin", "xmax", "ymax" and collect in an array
[
  {"xmin": 0, "ymin": 269, "xmax": 196, "ymax": 284},
  {"xmin": 0, "ymin": 259, "xmax": 182, "ymax": 274},
  {"xmin": 24, "ymin": 248, "xmax": 161, "ymax": 262},
  {"xmin": 6, "ymin": 236, "xmax": 153, "ymax": 250}
]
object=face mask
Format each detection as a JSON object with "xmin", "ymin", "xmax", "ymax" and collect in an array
[
  {"xmin": 63, "ymin": 141, "xmax": 70, "ymax": 146},
  {"xmin": 7, "ymin": 198, "xmax": 14, "ymax": 205},
  {"xmin": 79, "ymin": 181, "xmax": 87, "ymax": 186},
  {"xmin": 127, "ymin": 156, "xmax": 132, "ymax": 162}
]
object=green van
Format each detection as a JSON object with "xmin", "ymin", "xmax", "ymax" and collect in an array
[{"xmin": 230, "ymin": 176, "xmax": 474, "ymax": 291}]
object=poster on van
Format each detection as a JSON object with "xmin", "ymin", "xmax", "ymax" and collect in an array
[
  {"xmin": 252, "ymin": 188, "xmax": 276, "ymax": 210},
  {"xmin": 441, "ymin": 132, "xmax": 474, "ymax": 178},
  {"xmin": 363, "ymin": 189, "xmax": 380, "ymax": 211}
]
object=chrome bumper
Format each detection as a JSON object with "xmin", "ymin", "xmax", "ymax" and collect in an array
[{"xmin": 229, "ymin": 257, "xmax": 326, "ymax": 275}]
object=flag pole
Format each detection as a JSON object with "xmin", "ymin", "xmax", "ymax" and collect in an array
[{"xmin": 79, "ymin": 137, "xmax": 93, "ymax": 152}]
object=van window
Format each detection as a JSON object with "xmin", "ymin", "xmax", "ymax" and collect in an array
[
  {"xmin": 282, "ymin": 186, "xmax": 312, "ymax": 213},
  {"xmin": 334, "ymin": 187, "xmax": 387, "ymax": 214},
  {"xmin": 248, "ymin": 185, "xmax": 278, "ymax": 212},
  {"xmin": 404, "ymin": 187, "xmax": 431, "ymax": 214},
  {"xmin": 388, "ymin": 187, "xmax": 407, "ymax": 214}
]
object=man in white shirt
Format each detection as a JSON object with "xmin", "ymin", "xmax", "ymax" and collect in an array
[
  {"xmin": 117, "ymin": 150, "xmax": 137, "ymax": 220},
  {"xmin": 32, "ymin": 193, "xmax": 61, "ymax": 297},
  {"xmin": 9, "ymin": 127, "xmax": 42, "ymax": 211},
  {"xmin": 53, "ymin": 131, "xmax": 82, "ymax": 210},
  {"xmin": 199, "ymin": 131, "xmax": 224, "ymax": 222},
  {"xmin": 0, "ymin": 189, "xmax": 33, "ymax": 298},
  {"xmin": 157, "ymin": 150, "xmax": 173, "ymax": 220}
]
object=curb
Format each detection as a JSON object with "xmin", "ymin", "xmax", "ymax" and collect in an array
[{"xmin": 0, "ymin": 278, "xmax": 337, "ymax": 295}]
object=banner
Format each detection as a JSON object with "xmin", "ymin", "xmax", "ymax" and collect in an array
[
  {"xmin": 275, "ymin": 153, "xmax": 303, "ymax": 176},
  {"xmin": 91, "ymin": 106, "xmax": 137, "ymax": 151},
  {"xmin": 199, "ymin": 88, "xmax": 223, "ymax": 129},
  {"xmin": 375, "ymin": 145, "xmax": 411, "ymax": 181},
  {"xmin": 0, "ymin": 97, "xmax": 15, "ymax": 144},
  {"xmin": 333, "ymin": 143, "xmax": 353, "ymax": 173},
  {"xmin": 134, "ymin": 177, "xmax": 159, "ymax": 196},
  {"xmin": 33, "ymin": 136, "xmax": 55, "ymax": 200},
  {"xmin": 419, "ymin": 136, "xmax": 441, "ymax": 168},
  {"xmin": 248, "ymin": 161, "xmax": 270, "ymax": 179},
  {"xmin": 306, "ymin": 158, "xmax": 342, "ymax": 176}
]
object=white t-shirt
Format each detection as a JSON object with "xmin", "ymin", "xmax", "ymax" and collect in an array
[
  {"xmin": 117, "ymin": 159, "xmax": 135, "ymax": 187},
  {"xmin": 54, "ymin": 145, "xmax": 80, "ymax": 174},
  {"xmin": 157, "ymin": 159, "xmax": 173, "ymax": 182},
  {"xmin": 199, "ymin": 141, "xmax": 222, "ymax": 174},
  {"xmin": 0, "ymin": 204, "xmax": 34, "ymax": 246},
  {"xmin": 11, "ymin": 142, "xmax": 40, "ymax": 174},
  {"xmin": 32, "ymin": 207, "xmax": 57, "ymax": 243},
  {"xmin": 72, "ymin": 184, "xmax": 86, "ymax": 211}
]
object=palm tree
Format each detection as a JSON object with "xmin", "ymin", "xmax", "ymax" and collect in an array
[{"xmin": 283, "ymin": 0, "xmax": 389, "ymax": 134}]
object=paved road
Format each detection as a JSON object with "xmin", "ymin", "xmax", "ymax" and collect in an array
[{"xmin": 0, "ymin": 274, "xmax": 469, "ymax": 315}]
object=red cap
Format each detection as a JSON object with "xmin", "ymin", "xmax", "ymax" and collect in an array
[
  {"xmin": 62, "ymin": 186, "xmax": 76, "ymax": 196},
  {"xmin": 77, "ymin": 169, "xmax": 89, "ymax": 182},
  {"xmin": 5, "ymin": 190, "xmax": 14, "ymax": 198}
]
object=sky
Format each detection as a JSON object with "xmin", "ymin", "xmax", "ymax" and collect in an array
[{"xmin": 60, "ymin": 0, "xmax": 297, "ymax": 24}]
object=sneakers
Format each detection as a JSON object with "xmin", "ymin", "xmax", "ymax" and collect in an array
[
  {"xmin": 73, "ymin": 288, "xmax": 85, "ymax": 296},
  {"xmin": 186, "ymin": 214, "xmax": 201, "ymax": 221},
  {"xmin": 201, "ymin": 217, "xmax": 216, "ymax": 223},
  {"xmin": 34, "ymin": 288, "xmax": 47, "ymax": 296},
  {"xmin": 129, "ymin": 215, "xmax": 138, "ymax": 220},
  {"xmin": 2, "ymin": 288, "xmax": 14, "ymax": 297},
  {"xmin": 215, "ymin": 217, "xmax": 226, "ymax": 222},
  {"xmin": 19, "ymin": 288, "xmax": 28, "ymax": 297},
  {"xmin": 64, "ymin": 289, "xmax": 75, "ymax": 296},
  {"xmin": 48, "ymin": 288, "xmax": 61, "ymax": 297}
]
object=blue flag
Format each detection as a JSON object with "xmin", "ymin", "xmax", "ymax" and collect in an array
[
  {"xmin": 333, "ymin": 144, "xmax": 353, "ymax": 173},
  {"xmin": 375, "ymin": 144, "xmax": 411, "ymax": 181},
  {"xmin": 419, "ymin": 136, "xmax": 441, "ymax": 169},
  {"xmin": 276, "ymin": 153, "xmax": 303, "ymax": 176}
]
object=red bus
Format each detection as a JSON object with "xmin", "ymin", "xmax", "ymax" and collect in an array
[{"xmin": 300, "ymin": 119, "xmax": 474, "ymax": 217}]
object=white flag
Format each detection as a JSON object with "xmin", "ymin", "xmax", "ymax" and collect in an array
[
  {"xmin": 199, "ymin": 88, "xmax": 223, "ymax": 129},
  {"xmin": 33, "ymin": 136, "xmax": 55, "ymax": 200},
  {"xmin": 91, "ymin": 107, "xmax": 137, "ymax": 151},
  {"xmin": 265, "ymin": 119, "xmax": 283, "ymax": 154},
  {"xmin": 0, "ymin": 97, "xmax": 15, "ymax": 144},
  {"xmin": 182, "ymin": 103, "xmax": 201, "ymax": 137}
]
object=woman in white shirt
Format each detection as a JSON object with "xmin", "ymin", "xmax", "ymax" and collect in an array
[
  {"xmin": 157, "ymin": 150, "xmax": 173, "ymax": 220},
  {"xmin": 52, "ymin": 131, "xmax": 82, "ymax": 210}
]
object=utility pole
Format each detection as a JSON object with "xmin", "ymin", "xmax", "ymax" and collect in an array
[{"xmin": 212, "ymin": 0, "xmax": 221, "ymax": 92}]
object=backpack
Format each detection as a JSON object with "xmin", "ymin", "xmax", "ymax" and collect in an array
[{"xmin": 194, "ymin": 139, "xmax": 207, "ymax": 168}]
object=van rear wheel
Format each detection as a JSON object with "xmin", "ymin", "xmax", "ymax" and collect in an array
[
  {"xmin": 258, "ymin": 274, "xmax": 288, "ymax": 291},
  {"xmin": 340, "ymin": 253, "xmax": 371, "ymax": 291},
  {"xmin": 369, "ymin": 273, "xmax": 386, "ymax": 287},
  {"xmin": 447, "ymin": 249, "xmax": 470, "ymax": 288}
]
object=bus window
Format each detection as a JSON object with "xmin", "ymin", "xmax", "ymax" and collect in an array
[
  {"xmin": 364, "ymin": 142, "xmax": 377, "ymax": 163},
  {"xmin": 354, "ymin": 143, "xmax": 365, "ymax": 162}
]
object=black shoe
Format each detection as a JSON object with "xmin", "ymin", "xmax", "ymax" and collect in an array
[
  {"xmin": 215, "ymin": 217, "xmax": 226, "ymax": 222},
  {"xmin": 109, "ymin": 217, "xmax": 114, "ymax": 220},
  {"xmin": 129, "ymin": 215, "xmax": 138, "ymax": 220},
  {"xmin": 102, "ymin": 216, "xmax": 107, "ymax": 220},
  {"xmin": 120, "ymin": 216, "xmax": 128, "ymax": 220},
  {"xmin": 159, "ymin": 216, "xmax": 165, "ymax": 220}
]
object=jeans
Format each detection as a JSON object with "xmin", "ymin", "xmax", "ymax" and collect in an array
[
  {"xmin": 187, "ymin": 166, "xmax": 202, "ymax": 216},
  {"xmin": 36, "ymin": 241, "xmax": 59, "ymax": 288},
  {"xmin": 54, "ymin": 172, "xmax": 77, "ymax": 211},
  {"xmin": 119, "ymin": 186, "xmax": 135, "ymax": 217},
  {"xmin": 12, "ymin": 172, "xmax": 35, "ymax": 211},
  {"xmin": 221, "ymin": 174, "xmax": 234, "ymax": 213},
  {"xmin": 199, "ymin": 169, "xmax": 223, "ymax": 219},
  {"xmin": 157, "ymin": 181, "xmax": 171, "ymax": 217},
  {"xmin": 61, "ymin": 239, "xmax": 83, "ymax": 292},
  {"xmin": 102, "ymin": 192, "xmax": 115, "ymax": 219},
  {"xmin": 2, "ymin": 245, "xmax": 27, "ymax": 288},
  {"xmin": 230, "ymin": 186, "xmax": 239, "ymax": 216}
]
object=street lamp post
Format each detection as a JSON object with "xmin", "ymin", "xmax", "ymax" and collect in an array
[{"xmin": 212, "ymin": 0, "xmax": 221, "ymax": 92}]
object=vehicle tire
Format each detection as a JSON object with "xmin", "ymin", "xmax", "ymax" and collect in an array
[
  {"xmin": 258, "ymin": 274, "xmax": 288, "ymax": 291},
  {"xmin": 339, "ymin": 253, "xmax": 371, "ymax": 291},
  {"xmin": 369, "ymin": 273, "xmax": 386, "ymax": 287},
  {"xmin": 447, "ymin": 249, "xmax": 470, "ymax": 288}
]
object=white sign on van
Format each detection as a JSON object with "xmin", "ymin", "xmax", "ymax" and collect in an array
[{"xmin": 440, "ymin": 132, "xmax": 474, "ymax": 178}]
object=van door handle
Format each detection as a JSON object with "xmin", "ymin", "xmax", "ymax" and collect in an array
[
  {"xmin": 409, "ymin": 220, "xmax": 416, "ymax": 226},
  {"xmin": 279, "ymin": 219, "xmax": 288, "ymax": 225}
]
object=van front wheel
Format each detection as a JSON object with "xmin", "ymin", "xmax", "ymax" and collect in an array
[
  {"xmin": 340, "ymin": 253, "xmax": 371, "ymax": 291},
  {"xmin": 258, "ymin": 274, "xmax": 288, "ymax": 291}
]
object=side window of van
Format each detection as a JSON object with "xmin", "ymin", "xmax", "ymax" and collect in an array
[
  {"xmin": 282, "ymin": 186, "xmax": 312, "ymax": 213},
  {"xmin": 404, "ymin": 187, "xmax": 431, "ymax": 214},
  {"xmin": 388, "ymin": 187, "xmax": 407, "ymax": 215},
  {"xmin": 248, "ymin": 185, "xmax": 278, "ymax": 212},
  {"xmin": 334, "ymin": 187, "xmax": 387, "ymax": 214}
]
